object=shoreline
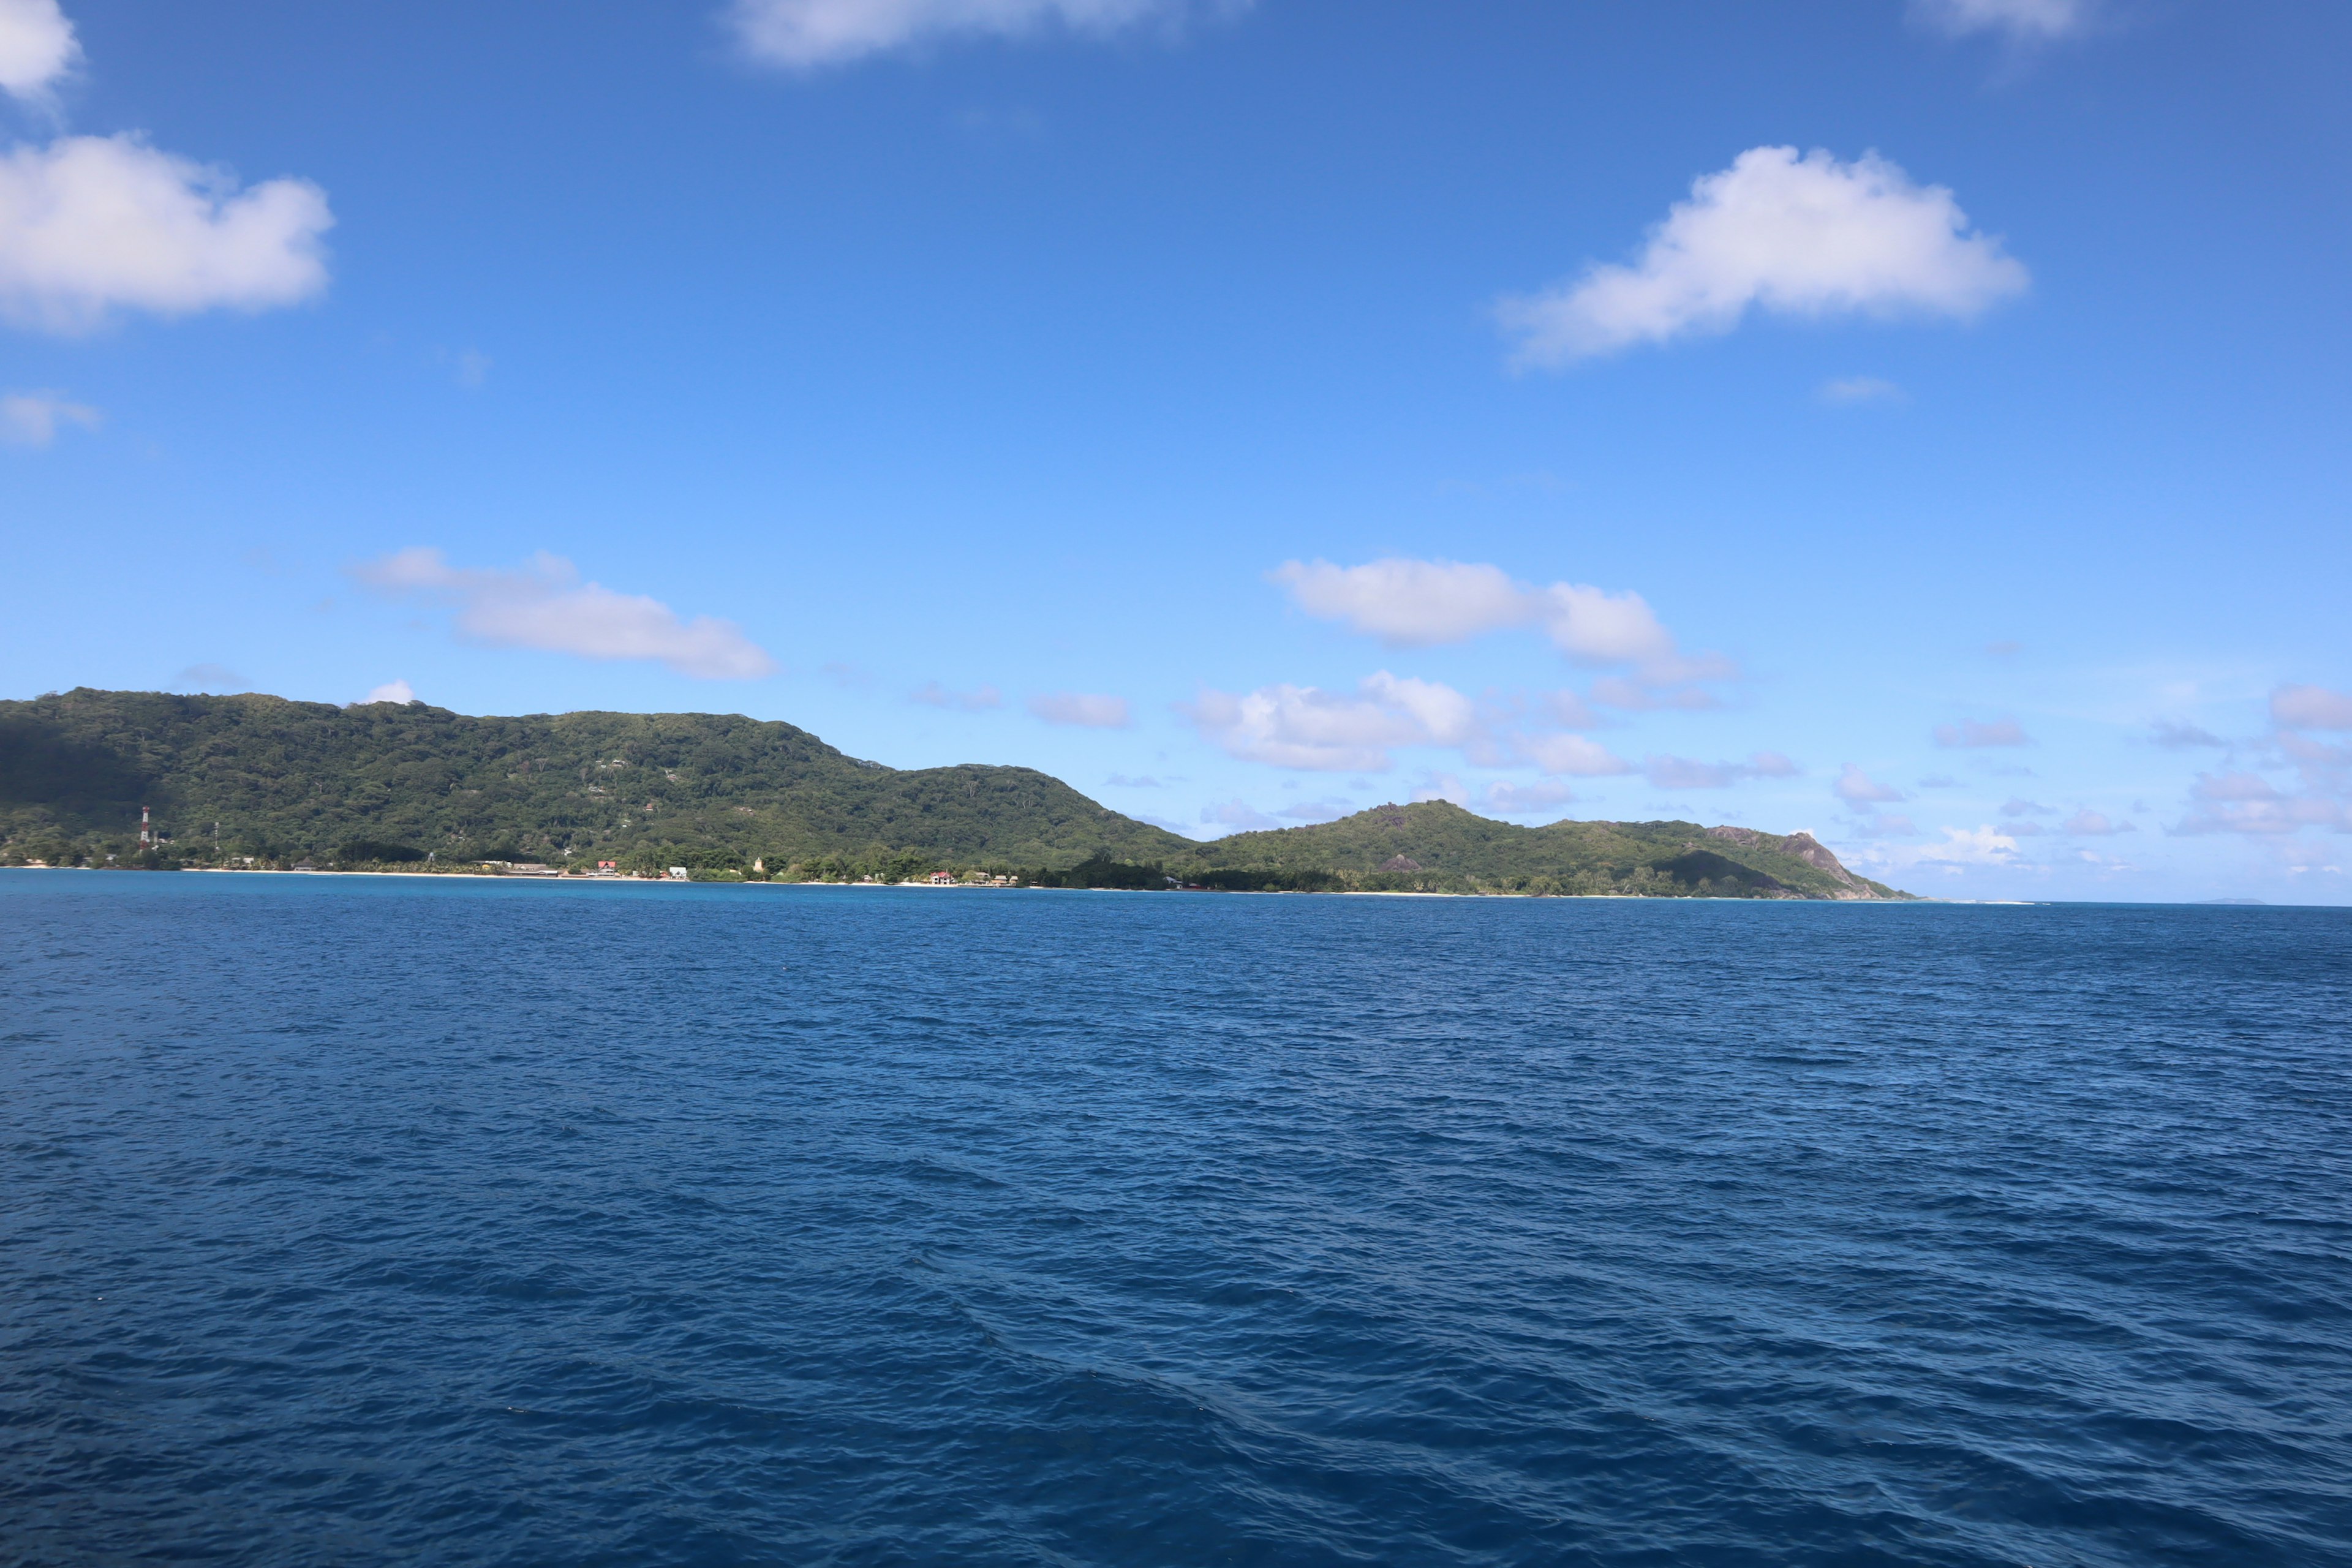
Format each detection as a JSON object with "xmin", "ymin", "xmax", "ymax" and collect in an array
[{"xmin": 0, "ymin": 865, "xmax": 1936, "ymax": 902}]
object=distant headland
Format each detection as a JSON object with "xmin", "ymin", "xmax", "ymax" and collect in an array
[{"xmin": 0, "ymin": 689, "xmax": 1910, "ymax": 899}]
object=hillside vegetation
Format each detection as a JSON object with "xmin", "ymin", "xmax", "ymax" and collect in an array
[
  {"xmin": 0, "ymin": 688, "xmax": 1191, "ymax": 873},
  {"xmin": 1182, "ymin": 801, "xmax": 1905, "ymax": 899},
  {"xmin": 0, "ymin": 689, "xmax": 1907, "ymax": 897}
]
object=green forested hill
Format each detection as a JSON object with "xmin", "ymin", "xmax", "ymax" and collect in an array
[
  {"xmin": 0, "ymin": 689, "xmax": 1908, "ymax": 897},
  {"xmin": 1185, "ymin": 801, "xmax": 1906, "ymax": 899},
  {"xmin": 0, "ymin": 688, "xmax": 1193, "ymax": 872}
]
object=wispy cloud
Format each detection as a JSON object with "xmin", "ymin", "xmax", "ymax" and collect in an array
[
  {"xmin": 729, "ymin": 0, "xmax": 1239, "ymax": 69},
  {"xmin": 1643, "ymin": 752, "xmax": 1800, "ymax": 790},
  {"xmin": 0, "ymin": 387, "xmax": 97, "ymax": 445},
  {"xmin": 1498, "ymin": 146, "xmax": 2027, "ymax": 364},
  {"xmin": 1834, "ymin": 763, "xmax": 1907, "ymax": 805},
  {"xmin": 2274, "ymin": 684, "xmax": 2352, "ymax": 731},
  {"xmin": 912, "ymin": 680, "xmax": 1003, "ymax": 711},
  {"xmin": 1028, "ymin": 691, "xmax": 1131, "ymax": 728},
  {"xmin": 2150, "ymin": 718, "xmax": 2228, "ymax": 750},
  {"xmin": 1912, "ymin": 0, "xmax": 2094, "ymax": 43},
  {"xmin": 1853, "ymin": 824, "xmax": 2025, "ymax": 872},
  {"xmin": 1484, "ymin": 780, "xmax": 1574, "ymax": 816},
  {"xmin": 1935, "ymin": 717, "xmax": 2032, "ymax": 747},
  {"xmin": 352, "ymin": 548, "xmax": 778, "ymax": 680},
  {"xmin": 1200, "ymin": 798, "xmax": 1278, "ymax": 832},
  {"xmin": 175, "ymin": 662, "xmax": 246, "ymax": 693},
  {"xmin": 1820, "ymin": 375, "xmax": 1906, "ymax": 405}
]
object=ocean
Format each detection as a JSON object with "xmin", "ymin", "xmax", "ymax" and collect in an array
[{"xmin": 2, "ymin": 871, "xmax": 2347, "ymax": 1566}]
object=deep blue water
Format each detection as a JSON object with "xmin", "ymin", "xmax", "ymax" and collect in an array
[{"xmin": 3, "ymin": 872, "xmax": 2349, "ymax": 1567}]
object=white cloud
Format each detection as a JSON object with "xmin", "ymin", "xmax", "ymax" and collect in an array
[
  {"xmin": 913, "ymin": 680, "xmax": 1003, "ymax": 711},
  {"xmin": 363, "ymin": 679, "xmax": 417, "ymax": 706},
  {"xmin": 0, "ymin": 386, "xmax": 95, "ymax": 445},
  {"xmin": 0, "ymin": 0, "xmax": 77, "ymax": 104},
  {"xmin": 1913, "ymin": 0, "xmax": 2092, "ymax": 42},
  {"xmin": 0, "ymin": 134, "xmax": 332, "ymax": 332},
  {"xmin": 2273, "ymin": 684, "xmax": 2352, "ymax": 731},
  {"xmin": 1272, "ymin": 557, "xmax": 1528, "ymax": 648},
  {"xmin": 1999, "ymin": 796, "xmax": 2051, "ymax": 817},
  {"xmin": 1275, "ymin": 797, "xmax": 1353, "ymax": 823},
  {"xmin": 729, "ymin": 0, "xmax": 1226, "ymax": 68},
  {"xmin": 1834, "ymin": 763, "xmax": 1907, "ymax": 805},
  {"xmin": 1410, "ymin": 773, "xmax": 1469, "ymax": 807},
  {"xmin": 1200, "ymin": 798, "xmax": 1278, "ymax": 832},
  {"xmin": 1820, "ymin": 375, "xmax": 1905, "ymax": 405},
  {"xmin": 1934, "ymin": 716, "xmax": 2032, "ymax": 747},
  {"xmin": 1498, "ymin": 146, "xmax": 2027, "ymax": 364},
  {"xmin": 1519, "ymin": 731, "xmax": 1634, "ymax": 778},
  {"xmin": 1028, "ymin": 691, "xmax": 1130, "ymax": 728},
  {"xmin": 1484, "ymin": 780, "xmax": 1574, "ymax": 816},
  {"xmin": 1186, "ymin": 671, "xmax": 1482, "ymax": 773},
  {"xmin": 1848, "ymin": 824, "xmax": 2027, "ymax": 878},
  {"xmin": 2062, "ymin": 809, "xmax": 2132, "ymax": 836},
  {"xmin": 1272, "ymin": 556, "xmax": 1710, "ymax": 677},
  {"xmin": 352, "ymin": 548, "xmax": 779, "ymax": 680}
]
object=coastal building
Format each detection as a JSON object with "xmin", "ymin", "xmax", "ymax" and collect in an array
[{"xmin": 666, "ymin": 867, "xmax": 690, "ymax": 880}]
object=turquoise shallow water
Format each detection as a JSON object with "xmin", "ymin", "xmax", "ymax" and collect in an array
[{"xmin": 2, "ymin": 870, "xmax": 2348, "ymax": 1566}]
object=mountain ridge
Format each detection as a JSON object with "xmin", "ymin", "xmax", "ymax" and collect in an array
[{"xmin": 0, "ymin": 689, "xmax": 1907, "ymax": 897}]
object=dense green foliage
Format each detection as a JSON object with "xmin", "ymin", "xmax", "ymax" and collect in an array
[
  {"xmin": 0, "ymin": 690, "xmax": 1907, "ymax": 897},
  {"xmin": 1180, "ymin": 801, "xmax": 1909, "ymax": 899},
  {"xmin": 0, "ymin": 688, "xmax": 1192, "ymax": 873}
]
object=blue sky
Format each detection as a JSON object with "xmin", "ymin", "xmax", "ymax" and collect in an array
[{"xmin": 2, "ymin": 0, "xmax": 2347, "ymax": 901}]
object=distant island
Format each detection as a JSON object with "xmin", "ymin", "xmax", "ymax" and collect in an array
[{"xmin": 0, "ymin": 689, "xmax": 1910, "ymax": 900}]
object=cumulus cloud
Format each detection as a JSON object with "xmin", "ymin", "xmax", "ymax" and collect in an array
[
  {"xmin": 0, "ymin": 386, "xmax": 94, "ymax": 445},
  {"xmin": 1028, "ymin": 691, "xmax": 1130, "ymax": 728},
  {"xmin": 2273, "ymin": 684, "xmax": 2352, "ymax": 731},
  {"xmin": 0, "ymin": 0, "xmax": 76, "ymax": 104},
  {"xmin": 1643, "ymin": 752, "xmax": 1800, "ymax": 790},
  {"xmin": 1935, "ymin": 717, "xmax": 2031, "ymax": 747},
  {"xmin": 1834, "ymin": 763, "xmax": 1906, "ymax": 805},
  {"xmin": 730, "ymin": 0, "xmax": 1228, "ymax": 68},
  {"xmin": 363, "ymin": 679, "xmax": 417, "ymax": 706},
  {"xmin": 0, "ymin": 134, "xmax": 332, "ymax": 333},
  {"xmin": 352, "ymin": 548, "xmax": 778, "ymax": 680},
  {"xmin": 1999, "ymin": 796, "xmax": 2051, "ymax": 818},
  {"xmin": 913, "ymin": 680, "xmax": 1002, "ymax": 711},
  {"xmin": 1498, "ymin": 146, "xmax": 2027, "ymax": 364},
  {"xmin": 1272, "ymin": 557, "xmax": 1717, "ymax": 680},
  {"xmin": 1913, "ymin": 0, "xmax": 2093, "ymax": 42},
  {"xmin": 2062, "ymin": 809, "xmax": 2131, "ymax": 836},
  {"xmin": 1484, "ymin": 780, "xmax": 1574, "ymax": 816},
  {"xmin": 1186, "ymin": 671, "xmax": 1483, "ymax": 773}
]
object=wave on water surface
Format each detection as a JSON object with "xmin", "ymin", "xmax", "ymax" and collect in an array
[{"xmin": 2, "ymin": 872, "xmax": 2348, "ymax": 1566}]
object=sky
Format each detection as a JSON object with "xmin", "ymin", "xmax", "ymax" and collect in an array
[{"xmin": 1, "ymin": 0, "xmax": 2347, "ymax": 902}]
